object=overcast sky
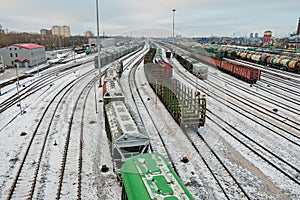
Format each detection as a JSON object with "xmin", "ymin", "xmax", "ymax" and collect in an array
[{"xmin": 0, "ymin": 0, "xmax": 299, "ymax": 38}]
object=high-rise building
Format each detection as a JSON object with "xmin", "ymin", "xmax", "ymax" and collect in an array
[
  {"xmin": 51, "ymin": 25, "xmax": 71, "ymax": 37},
  {"xmin": 40, "ymin": 29, "xmax": 52, "ymax": 36},
  {"xmin": 250, "ymin": 33, "xmax": 253, "ymax": 38}
]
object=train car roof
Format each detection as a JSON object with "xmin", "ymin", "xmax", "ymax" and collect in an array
[
  {"xmin": 121, "ymin": 153, "xmax": 194, "ymax": 200},
  {"xmin": 103, "ymin": 79, "xmax": 124, "ymax": 98},
  {"xmin": 104, "ymin": 66, "xmax": 119, "ymax": 82},
  {"xmin": 105, "ymin": 101, "xmax": 149, "ymax": 146}
]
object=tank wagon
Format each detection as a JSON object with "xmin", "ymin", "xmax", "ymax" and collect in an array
[
  {"xmin": 120, "ymin": 153, "xmax": 194, "ymax": 200},
  {"xmin": 208, "ymin": 45, "xmax": 300, "ymax": 73},
  {"xmin": 94, "ymin": 43, "xmax": 141, "ymax": 69},
  {"xmin": 236, "ymin": 50, "xmax": 300, "ymax": 73}
]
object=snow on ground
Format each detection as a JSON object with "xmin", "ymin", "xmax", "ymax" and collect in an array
[
  {"xmin": 0, "ymin": 44, "xmax": 299, "ymax": 199},
  {"xmin": 0, "ymin": 50, "xmax": 121, "ymax": 199}
]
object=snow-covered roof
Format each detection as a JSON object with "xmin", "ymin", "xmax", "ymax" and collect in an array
[{"xmin": 105, "ymin": 101, "xmax": 149, "ymax": 145}]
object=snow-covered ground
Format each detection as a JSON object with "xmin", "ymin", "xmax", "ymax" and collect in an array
[{"xmin": 0, "ymin": 43, "xmax": 299, "ymax": 199}]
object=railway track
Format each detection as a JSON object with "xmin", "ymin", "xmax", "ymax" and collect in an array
[
  {"xmin": 126, "ymin": 50, "xmax": 176, "ymax": 165},
  {"xmin": 6, "ymin": 69, "xmax": 98, "ymax": 199},
  {"xmin": 232, "ymin": 58, "xmax": 300, "ymax": 92},
  {"xmin": 184, "ymin": 126, "xmax": 250, "ymax": 200},
  {"xmin": 173, "ymin": 60, "xmax": 300, "ymax": 145},
  {"xmin": 126, "ymin": 51, "xmax": 248, "ymax": 198},
  {"xmin": 208, "ymin": 72, "xmax": 300, "ymax": 131},
  {"xmin": 169, "ymin": 56, "xmax": 300, "ymax": 198},
  {"xmin": 0, "ymin": 61, "xmax": 89, "ymax": 114},
  {"xmin": 206, "ymin": 109, "xmax": 300, "ymax": 184},
  {"xmin": 56, "ymin": 76, "xmax": 97, "ymax": 199}
]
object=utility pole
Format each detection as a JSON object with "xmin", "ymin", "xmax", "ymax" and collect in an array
[
  {"xmin": 96, "ymin": 0, "xmax": 102, "ymax": 87},
  {"xmin": 172, "ymin": 9, "xmax": 176, "ymax": 44},
  {"xmin": 15, "ymin": 59, "xmax": 23, "ymax": 114}
]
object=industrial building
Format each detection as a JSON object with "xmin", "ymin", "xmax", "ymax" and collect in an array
[{"xmin": 0, "ymin": 43, "xmax": 46, "ymax": 67}]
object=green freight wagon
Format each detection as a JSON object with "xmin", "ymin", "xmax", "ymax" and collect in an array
[{"xmin": 120, "ymin": 153, "xmax": 195, "ymax": 200}]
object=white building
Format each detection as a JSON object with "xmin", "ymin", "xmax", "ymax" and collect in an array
[{"xmin": 0, "ymin": 43, "xmax": 46, "ymax": 68}]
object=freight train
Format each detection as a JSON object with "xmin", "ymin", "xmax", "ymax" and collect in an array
[
  {"xmin": 204, "ymin": 45, "xmax": 300, "ymax": 73},
  {"xmin": 173, "ymin": 51, "xmax": 208, "ymax": 80},
  {"xmin": 235, "ymin": 50, "xmax": 300, "ymax": 73},
  {"xmin": 185, "ymin": 44, "xmax": 261, "ymax": 83},
  {"xmin": 159, "ymin": 43, "xmax": 208, "ymax": 80},
  {"xmin": 94, "ymin": 44, "xmax": 142, "ymax": 69},
  {"xmin": 200, "ymin": 53, "xmax": 260, "ymax": 83},
  {"xmin": 120, "ymin": 153, "xmax": 194, "ymax": 200},
  {"xmin": 103, "ymin": 61, "xmax": 150, "ymax": 177},
  {"xmin": 144, "ymin": 49, "xmax": 206, "ymax": 127}
]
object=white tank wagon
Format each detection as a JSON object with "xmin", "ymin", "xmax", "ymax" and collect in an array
[{"xmin": 104, "ymin": 101, "xmax": 150, "ymax": 171}]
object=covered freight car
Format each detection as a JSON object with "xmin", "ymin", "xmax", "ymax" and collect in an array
[
  {"xmin": 94, "ymin": 44, "xmax": 141, "ymax": 69},
  {"xmin": 104, "ymin": 101, "xmax": 150, "ymax": 172},
  {"xmin": 174, "ymin": 52, "xmax": 208, "ymax": 80},
  {"xmin": 102, "ymin": 74, "xmax": 125, "ymax": 105}
]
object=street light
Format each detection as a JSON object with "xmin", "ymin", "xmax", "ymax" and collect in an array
[
  {"xmin": 172, "ymin": 9, "xmax": 176, "ymax": 44},
  {"xmin": 14, "ymin": 59, "xmax": 23, "ymax": 114},
  {"xmin": 96, "ymin": 0, "xmax": 102, "ymax": 87}
]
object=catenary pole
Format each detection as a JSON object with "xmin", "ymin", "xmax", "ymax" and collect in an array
[
  {"xmin": 96, "ymin": 0, "xmax": 102, "ymax": 87},
  {"xmin": 172, "ymin": 9, "xmax": 176, "ymax": 44}
]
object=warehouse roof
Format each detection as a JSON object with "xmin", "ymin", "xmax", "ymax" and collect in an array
[{"xmin": 11, "ymin": 43, "xmax": 44, "ymax": 49}]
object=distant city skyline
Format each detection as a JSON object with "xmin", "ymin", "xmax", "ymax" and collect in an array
[{"xmin": 1, "ymin": 0, "xmax": 299, "ymax": 38}]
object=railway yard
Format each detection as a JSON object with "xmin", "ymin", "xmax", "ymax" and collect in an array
[{"xmin": 0, "ymin": 41, "xmax": 299, "ymax": 199}]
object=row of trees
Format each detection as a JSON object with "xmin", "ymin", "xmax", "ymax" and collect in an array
[{"xmin": 0, "ymin": 32, "xmax": 88, "ymax": 50}]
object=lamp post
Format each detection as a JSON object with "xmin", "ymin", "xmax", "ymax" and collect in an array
[
  {"xmin": 14, "ymin": 59, "xmax": 23, "ymax": 114},
  {"xmin": 96, "ymin": 0, "xmax": 102, "ymax": 87},
  {"xmin": 172, "ymin": 9, "xmax": 176, "ymax": 44}
]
